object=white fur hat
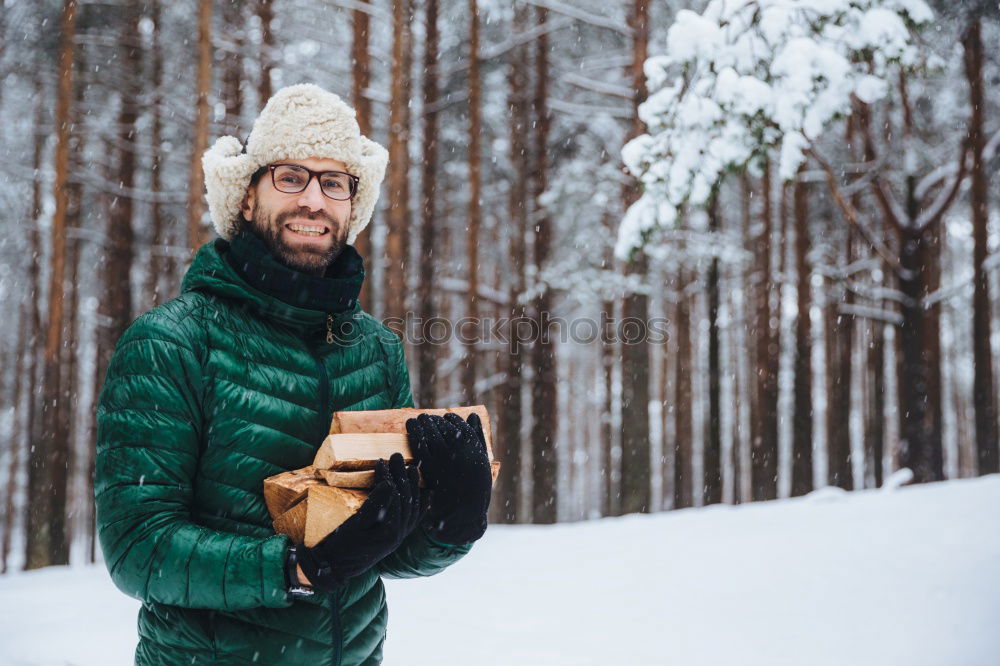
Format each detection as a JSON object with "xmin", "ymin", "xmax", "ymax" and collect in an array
[{"xmin": 202, "ymin": 83, "xmax": 388, "ymax": 244}]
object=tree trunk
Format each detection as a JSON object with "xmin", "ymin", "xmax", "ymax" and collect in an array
[
  {"xmin": 384, "ymin": 0, "xmax": 412, "ymax": 337},
  {"xmin": 61, "ymin": 237, "xmax": 81, "ymax": 549},
  {"xmin": 108, "ymin": 0, "xmax": 140, "ymax": 336},
  {"xmin": 674, "ymin": 271, "xmax": 693, "ymax": 510},
  {"xmin": 2, "ymin": 287, "xmax": 31, "ymax": 572},
  {"xmin": 462, "ymin": 0, "xmax": 482, "ymax": 404},
  {"xmin": 16, "ymin": 77, "xmax": 46, "ymax": 570},
  {"xmin": 660, "ymin": 291, "xmax": 673, "ymax": 508},
  {"xmin": 858, "ymin": 74, "xmax": 948, "ymax": 485},
  {"xmin": 618, "ymin": 0, "xmax": 651, "ymax": 516},
  {"xmin": 601, "ymin": 269, "xmax": 617, "ymax": 516},
  {"xmin": 751, "ymin": 159, "xmax": 778, "ymax": 501},
  {"xmin": 922, "ymin": 216, "xmax": 944, "ymax": 479},
  {"xmin": 145, "ymin": 0, "xmax": 167, "ymax": 307},
  {"xmin": 791, "ymin": 169, "xmax": 813, "ymax": 496},
  {"xmin": 867, "ymin": 319, "xmax": 885, "ymax": 487},
  {"xmin": 620, "ymin": 253, "xmax": 651, "ymax": 515},
  {"xmin": 26, "ymin": 0, "xmax": 77, "ymax": 570},
  {"xmin": 735, "ymin": 174, "xmax": 753, "ymax": 503},
  {"xmin": 221, "ymin": 0, "xmax": 244, "ymax": 138},
  {"xmin": 896, "ymin": 223, "xmax": 943, "ymax": 482},
  {"xmin": 495, "ymin": 1, "xmax": 530, "ymax": 524},
  {"xmin": 416, "ymin": 0, "xmax": 439, "ymax": 408},
  {"xmin": 61, "ymin": 34, "xmax": 88, "ymax": 544},
  {"xmin": 351, "ymin": 1, "xmax": 373, "ymax": 310},
  {"xmin": 704, "ymin": 199, "xmax": 722, "ymax": 505},
  {"xmin": 828, "ymin": 232, "xmax": 854, "ymax": 490},
  {"xmin": 530, "ymin": 6, "xmax": 557, "ymax": 523},
  {"xmin": 257, "ymin": 0, "xmax": 274, "ymax": 104},
  {"xmin": 962, "ymin": 17, "xmax": 998, "ymax": 474},
  {"xmin": 187, "ymin": 0, "xmax": 213, "ymax": 252}
]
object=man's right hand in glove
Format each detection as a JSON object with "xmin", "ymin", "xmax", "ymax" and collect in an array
[{"xmin": 293, "ymin": 452, "xmax": 423, "ymax": 592}]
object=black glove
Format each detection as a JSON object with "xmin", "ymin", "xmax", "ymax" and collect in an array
[
  {"xmin": 406, "ymin": 412, "xmax": 492, "ymax": 545},
  {"xmin": 295, "ymin": 453, "xmax": 423, "ymax": 592}
]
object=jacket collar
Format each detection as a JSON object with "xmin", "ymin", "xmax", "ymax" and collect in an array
[
  {"xmin": 180, "ymin": 234, "xmax": 365, "ymax": 340},
  {"xmin": 225, "ymin": 230, "xmax": 363, "ymax": 314}
]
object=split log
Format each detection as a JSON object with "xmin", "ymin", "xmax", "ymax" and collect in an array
[
  {"xmin": 262, "ymin": 467, "xmax": 323, "ymax": 517},
  {"xmin": 272, "ymin": 498, "xmax": 308, "ymax": 543},
  {"xmin": 328, "ymin": 404, "xmax": 495, "ymax": 459},
  {"xmin": 303, "ymin": 485, "xmax": 368, "ymax": 546},
  {"xmin": 318, "ymin": 464, "xmax": 501, "ymax": 489},
  {"xmin": 313, "ymin": 433, "xmax": 413, "ymax": 470},
  {"xmin": 319, "ymin": 469, "xmax": 378, "ymax": 488}
]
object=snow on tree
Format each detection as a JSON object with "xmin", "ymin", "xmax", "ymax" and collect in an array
[{"xmin": 617, "ymin": 0, "xmax": 934, "ymax": 259}]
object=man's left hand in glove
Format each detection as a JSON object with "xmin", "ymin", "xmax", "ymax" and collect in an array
[{"xmin": 405, "ymin": 412, "xmax": 492, "ymax": 545}]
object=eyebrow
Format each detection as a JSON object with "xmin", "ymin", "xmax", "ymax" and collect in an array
[{"xmin": 282, "ymin": 162, "xmax": 348, "ymax": 172}]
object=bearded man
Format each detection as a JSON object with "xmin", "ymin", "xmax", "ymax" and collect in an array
[{"xmin": 95, "ymin": 84, "xmax": 492, "ymax": 665}]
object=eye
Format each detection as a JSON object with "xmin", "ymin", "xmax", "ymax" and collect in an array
[
  {"xmin": 274, "ymin": 166, "xmax": 307, "ymax": 185},
  {"xmin": 321, "ymin": 175, "xmax": 351, "ymax": 191}
]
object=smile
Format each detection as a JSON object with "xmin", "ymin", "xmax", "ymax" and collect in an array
[{"xmin": 285, "ymin": 223, "xmax": 329, "ymax": 237}]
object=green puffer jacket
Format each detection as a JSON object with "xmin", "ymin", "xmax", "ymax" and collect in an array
[{"xmin": 96, "ymin": 237, "xmax": 471, "ymax": 665}]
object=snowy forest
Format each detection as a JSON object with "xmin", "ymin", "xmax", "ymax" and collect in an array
[{"xmin": 0, "ymin": 0, "xmax": 998, "ymax": 577}]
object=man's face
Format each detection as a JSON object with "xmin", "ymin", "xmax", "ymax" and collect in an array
[{"xmin": 241, "ymin": 156, "xmax": 353, "ymax": 277}]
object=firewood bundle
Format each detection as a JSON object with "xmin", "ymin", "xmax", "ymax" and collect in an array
[{"xmin": 264, "ymin": 405, "xmax": 500, "ymax": 546}]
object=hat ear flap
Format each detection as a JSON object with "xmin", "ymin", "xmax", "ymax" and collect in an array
[
  {"xmin": 203, "ymin": 136, "xmax": 258, "ymax": 240},
  {"xmin": 346, "ymin": 136, "xmax": 389, "ymax": 245}
]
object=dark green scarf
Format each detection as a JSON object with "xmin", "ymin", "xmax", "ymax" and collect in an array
[{"xmin": 224, "ymin": 229, "xmax": 364, "ymax": 315}]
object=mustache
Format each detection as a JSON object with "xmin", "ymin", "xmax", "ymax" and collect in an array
[{"xmin": 274, "ymin": 207, "xmax": 338, "ymax": 227}]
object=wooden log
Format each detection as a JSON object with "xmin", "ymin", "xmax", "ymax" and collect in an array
[
  {"xmin": 272, "ymin": 498, "xmax": 308, "ymax": 544},
  {"xmin": 319, "ymin": 469, "xmax": 378, "ymax": 488},
  {"xmin": 262, "ymin": 467, "xmax": 323, "ymax": 517},
  {"xmin": 312, "ymin": 433, "xmax": 413, "ymax": 470},
  {"xmin": 303, "ymin": 485, "xmax": 368, "ymax": 547},
  {"xmin": 329, "ymin": 404, "xmax": 495, "ymax": 460},
  {"xmin": 319, "ymin": 462, "xmax": 501, "ymax": 488}
]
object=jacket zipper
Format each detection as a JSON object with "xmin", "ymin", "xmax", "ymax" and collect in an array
[
  {"xmin": 311, "ymin": 314, "xmax": 342, "ymax": 666},
  {"xmin": 312, "ymin": 315, "xmax": 334, "ymax": 430}
]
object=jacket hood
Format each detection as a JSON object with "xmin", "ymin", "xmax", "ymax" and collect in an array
[{"xmin": 181, "ymin": 239, "xmax": 364, "ymax": 338}]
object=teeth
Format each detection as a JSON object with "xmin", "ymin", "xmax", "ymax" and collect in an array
[{"xmin": 288, "ymin": 224, "xmax": 326, "ymax": 236}]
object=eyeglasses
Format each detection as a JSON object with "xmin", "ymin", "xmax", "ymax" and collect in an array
[{"xmin": 267, "ymin": 164, "xmax": 359, "ymax": 201}]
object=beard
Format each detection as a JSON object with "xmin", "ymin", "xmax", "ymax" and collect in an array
[{"xmin": 246, "ymin": 201, "xmax": 348, "ymax": 277}]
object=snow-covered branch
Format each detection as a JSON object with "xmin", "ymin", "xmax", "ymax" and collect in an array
[
  {"xmin": 562, "ymin": 72, "xmax": 633, "ymax": 99},
  {"xmin": 807, "ymin": 146, "xmax": 902, "ymax": 275},
  {"xmin": 616, "ymin": 0, "xmax": 934, "ymax": 259},
  {"xmin": 915, "ymin": 140, "xmax": 969, "ymax": 231},
  {"xmin": 69, "ymin": 171, "xmax": 187, "ymax": 205},
  {"xmin": 549, "ymin": 98, "xmax": 632, "ymax": 120},
  {"xmin": 872, "ymin": 177, "xmax": 907, "ymax": 233},
  {"xmin": 521, "ymin": 0, "xmax": 630, "ymax": 36},
  {"xmin": 479, "ymin": 16, "xmax": 574, "ymax": 60},
  {"xmin": 437, "ymin": 277, "xmax": 509, "ymax": 308},
  {"xmin": 323, "ymin": 0, "xmax": 392, "ymax": 22},
  {"xmin": 838, "ymin": 303, "xmax": 903, "ymax": 325},
  {"xmin": 915, "ymin": 153, "xmax": 963, "ymax": 201}
]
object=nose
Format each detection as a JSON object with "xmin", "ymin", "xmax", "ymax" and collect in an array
[{"xmin": 296, "ymin": 176, "xmax": 326, "ymax": 212}]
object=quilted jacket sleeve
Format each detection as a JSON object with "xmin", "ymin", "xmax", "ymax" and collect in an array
[
  {"xmin": 95, "ymin": 307, "xmax": 292, "ymax": 611},
  {"xmin": 376, "ymin": 333, "xmax": 475, "ymax": 579}
]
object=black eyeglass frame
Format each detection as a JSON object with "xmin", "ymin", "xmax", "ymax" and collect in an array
[{"xmin": 267, "ymin": 163, "xmax": 360, "ymax": 201}]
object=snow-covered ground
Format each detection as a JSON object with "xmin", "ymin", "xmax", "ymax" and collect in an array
[{"xmin": 2, "ymin": 476, "xmax": 998, "ymax": 665}]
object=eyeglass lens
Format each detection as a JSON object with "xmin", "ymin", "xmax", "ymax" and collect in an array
[{"xmin": 272, "ymin": 164, "xmax": 354, "ymax": 200}]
